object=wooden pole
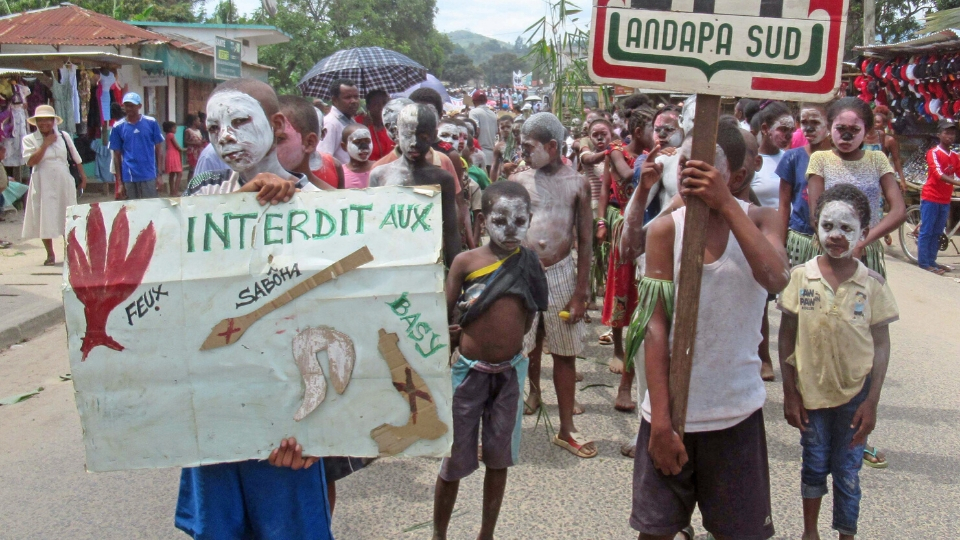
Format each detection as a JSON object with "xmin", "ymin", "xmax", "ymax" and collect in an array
[
  {"xmin": 668, "ymin": 93, "xmax": 721, "ymax": 437},
  {"xmin": 863, "ymin": 0, "xmax": 876, "ymax": 46}
]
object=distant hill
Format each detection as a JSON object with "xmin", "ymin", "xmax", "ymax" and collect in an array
[{"xmin": 446, "ymin": 30, "xmax": 526, "ymax": 65}]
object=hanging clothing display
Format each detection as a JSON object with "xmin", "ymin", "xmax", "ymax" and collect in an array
[
  {"xmin": 59, "ymin": 65, "xmax": 80, "ymax": 125},
  {"xmin": 98, "ymin": 69, "xmax": 115, "ymax": 123},
  {"xmin": 3, "ymin": 84, "xmax": 29, "ymax": 167},
  {"xmin": 52, "ymin": 72, "xmax": 75, "ymax": 134},
  {"xmin": 87, "ymin": 91, "xmax": 101, "ymax": 139},
  {"xmin": 78, "ymin": 70, "xmax": 91, "ymax": 134},
  {"xmin": 27, "ymin": 78, "xmax": 52, "ymax": 117}
]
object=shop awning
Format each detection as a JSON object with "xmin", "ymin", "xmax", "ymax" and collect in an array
[
  {"xmin": 0, "ymin": 51, "xmax": 161, "ymax": 70},
  {"xmin": 139, "ymin": 43, "xmax": 268, "ymax": 83},
  {"xmin": 854, "ymin": 29, "xmax": 960, "ymax": 58}
]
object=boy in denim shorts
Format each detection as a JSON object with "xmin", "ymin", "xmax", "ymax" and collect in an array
[{"xmin": 433, "ymin": 181, "xmax": 548, "ymax": 540}]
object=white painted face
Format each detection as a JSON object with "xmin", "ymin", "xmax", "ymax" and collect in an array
[
  {"xmin": 523, "ymin": 140, "xmax": 551, "ymax": 169},
  {"xmin": 438, "ymin": 123, "xmax": 459, "ymax": 146},
  {"xmin": 768, "ymin": 114, "xmax": 796, "ymax": 150},
  {"xmin": 346, "ymin": 127, "xmax": 372, "ymax": 162},
  {"xmin": 486, "ymin": 195, "xmax": 531, "ymax": 251},
  {"xmin": 818, "ymin": 201, "xmax": 865, "ymax": 259},
  {"xmin": 206, "ymin": 90, "xmax": 275, "ymax": 172},
  {"xmin": 396, "ymin": 104, "xmax": 431, "ymax": 162},
  {"xmin": 275, "ymin": 117, "xmax": 304, "ymax": 171},
  {"xmin": 382, "ymin": 99, "xmax": 410, "ymax": 143},
  {"xmin": 457, "ymin": 126, "xmax": 468, "ymax": 152},
  {"xmin": 800, "ymin": 108, "xmax": 828, "ymax": 146}
]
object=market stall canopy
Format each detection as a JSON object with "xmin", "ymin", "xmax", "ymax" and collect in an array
[
  {"xmin": 0, "ymin": 3, "xmax": 166, "ymax": 47},
  {"xmin": 393, "ymin": 74, "xmax": 450, "ymax": 103},
  {"xmin": 0, "ymin": 52, "xmax": 161, "ymax": 70},
  {"xmin": 298, "ymin": 47, "xmax": 427, "ymax": 100},
  {"xmin": 0, "ymin": 67, "xmax": 40, "ymax": 76},
  {"xmin": 854, "ymin": 29, "xmax": 960, "ymax": 58}
]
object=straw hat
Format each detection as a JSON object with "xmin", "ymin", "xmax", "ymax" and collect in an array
[{"xmin": 27, "ymin": 104, "xmax": 63, "ymax": 126}]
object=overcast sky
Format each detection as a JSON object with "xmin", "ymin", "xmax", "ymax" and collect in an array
[{"xmin": 218, "ymin": 0, "xmax": 571, "ymax": 44}]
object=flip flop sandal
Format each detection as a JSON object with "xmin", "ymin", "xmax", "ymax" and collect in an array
[
  {"xmin": 552, "ymin": 432, "xmax": 598, "ymax": 458},
  {"xmin": 884, "ymin": 234, "xmax": 893, "ymax": 246},
  {"xmin": 43, "ymin": 258, "xmax": 56, "ymax": 266},
  {"xmin": 598, "ymin": 331, "xmax": 613, "ymax": 345},
  {"xmin": 0, "ymin": 240, "xmax": 11, "ymax": 249},
  {"xmin": 619, "ymin": 443, "xmax": 635, "ymax": 458},
  {"xmin": 922, "ymin": 266, "xmax": 946, "ymax": 276},
  {"xmin": 937, "ymin": 263, "xmax": 954, "ymax": 272},
  {"xmin": 863, "ymin": 446, "xmax": 888, "ymax": 469}
]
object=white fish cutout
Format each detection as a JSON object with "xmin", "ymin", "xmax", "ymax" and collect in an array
[{"xmin": 292, "ymin": 326, "xmax": 356, "ymax": 421}]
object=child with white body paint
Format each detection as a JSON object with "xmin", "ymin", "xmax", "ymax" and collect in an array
[
  {"xmin": 340, "ymin": 123, "xmax": 373, "ymax": 189},
  {"xmin": 434, "ymin": 181, "xmax": 548, "ymax": 540},
  {"xmin": 508, "ymin": 112, "xmax": 596, "ymax": 458},
  {"xmin": 178, "ymin": 78, "xmax": 334, "ymax": 540},
  {"xmin": 778, "ymin": 183, "xmax": 897, "ymax": 540}
]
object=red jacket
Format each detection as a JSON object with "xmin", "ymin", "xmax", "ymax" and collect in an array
[
  {"xmin": 354, "ymin": 114, "xmax": 394, "ymax": 162},
  {"xmin": 923, "ymin": 146, "xmax": 960, "ymax": 204}
]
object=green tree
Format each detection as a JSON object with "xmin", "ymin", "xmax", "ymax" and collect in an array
[
  {"xmin": 480, "ymin": 52, "xmax": 525, "ymax": 86},
  {"xmin": 256, "ymin": 0, "xmax": 451, "ymax": 94},
  {"xmin": 442, "ymin": 53, "xmax": 480, "ymax": 86},
  {"xmin": 844, "ymin": 0, "xmax": 944, "ymax": 57}
]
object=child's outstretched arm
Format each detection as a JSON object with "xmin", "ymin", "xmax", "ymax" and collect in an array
[
  {"xmin": 642, "ymin": 215, "xmax": 688, "ymax": 476},
  {"xmin": 778, "ymin": 312, "xmax": 807, "ymax": 431},
  {"xmin": 851, "ymin": 324, "xmax": 891, "ymax": 447}
]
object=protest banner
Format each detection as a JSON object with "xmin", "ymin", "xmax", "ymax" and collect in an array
[
  {"xmin": 63, "ymin": 187, "xmax": 452, "ymax": 472},
  {"xmin": 589, "ymin": 0, "xmax": 849, "ymax": 435}
]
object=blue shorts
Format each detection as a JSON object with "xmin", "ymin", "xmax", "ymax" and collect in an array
[{"xmin": 175, "ymin": 459, "xmax": 333, "ymax": 540}]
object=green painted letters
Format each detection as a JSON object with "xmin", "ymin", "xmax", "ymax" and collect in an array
[{"xmin": 264, "ymin": 213, "xmax": 283, "ymax": 245}]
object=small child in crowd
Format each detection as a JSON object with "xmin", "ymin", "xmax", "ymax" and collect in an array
[
  {"xmin": 434, "ymin": 180, "xmax": 547, "ymax": 540},
  {"xmin": 276, "ymin": 95, "xmax": 340, "ymax": 191},
  {"xmin": 918, "ymin": 118, "xmax": 960, "ymax": 275},
  {"xmin": 163, "ymin": 121, "xmax": 184, "ymax": 196},
  {"xmin": 779, "ymin": 183, "xmax": 898, "ymax": 540},
  {"xmin": 340, "ymin": 123, "xmax": 373, "ymax": 188}
]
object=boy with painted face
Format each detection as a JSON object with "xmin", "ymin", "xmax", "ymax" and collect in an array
[
  {"xmin": 778, "ymin": 183, "xmax": 897, "ymax": 540},
  {"xmin": 276, "ymin": 95, "xmax": 340, "ymax": 191},
  {"xmin": 340, "ymin": 123, "xmax": 373, "ymax": 189},
  {"xmin": 434, "ymin": 181, "xmax": 548, "ymax": 540},
  {"xmin": 177, "ymin": 79, "xmax": 333, "ymax": 540},
  {"xmin": 631, "ymin": 124, "xmax": 788, "ymax": 540},
  {"xmin": 369, "ymin": 103, "xmax": 461, "ymax": 267},
  {"xmin": 508, "ymin": 112, "xmax": 596, "ymax": 458}
]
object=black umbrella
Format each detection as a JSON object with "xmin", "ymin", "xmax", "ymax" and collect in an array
[{"xmin": 298, "ymin": 47, "xmax": 427, "ymax": 100}]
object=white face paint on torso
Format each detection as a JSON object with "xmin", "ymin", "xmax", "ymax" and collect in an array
[
  {"xmin": 206, "ymin": 91, "xmax": 275, "ymax": 172},
  {"xmin": 818, "ymin": 201, "xmax": 865, "ymax": 259},
  {"xmin": 486, "ymin": 196, "xmax": 531, "ymax": 251},
  {"xmin": 346, "ymin": 127, "xmax": 372, "ymax": 162}
]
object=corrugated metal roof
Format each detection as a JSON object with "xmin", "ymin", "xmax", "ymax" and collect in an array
[
  {"xmin": 854, "ymin": 29, "xmax": 960, "ymax": 57},
  {"xmin": 0, "ymin": 3, "xmax": 168, "ymax": 47}
]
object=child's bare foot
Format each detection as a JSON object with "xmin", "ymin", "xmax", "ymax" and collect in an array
[
  {"xmin": 575, "ymin": 371, "xmax": 584, "ymax": 382},
  {"xmin": 614, "ymin": 386, "xmax": 635, "ymax": 412},
  {"xmin": 619, "ymin": 443, "xmax": 635, "ymax": 458},
  {"xmin": 801, "ymin": 531, "xmax": 821, "ymax": 540},
  {"xmin": 573, "ymin": 400, "xmax": 584, "ymax": 415},
  {"xmin": 523, "ymin": 391, "xmax": 541, "ymax": 415},
  {"xmin": 608, "ymin": 357, "xmax": 624, "ymax": 374}
]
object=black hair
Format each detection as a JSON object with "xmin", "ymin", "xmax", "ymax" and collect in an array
[
  {"xmin": 198, "ymin": 112, "xmax": 206, "ymax": 121},
  {"xmin": 162, "ymin": 121, "xmax": 176, "ymax": 133},
  {"xmin": 463, "ymin": 117, "xmax": 478, "ymax": 136},
  {"xmin": 814, "ymin": 183, "xmax": 871, "ymax": 229},
  {"xmin": 185, "ymin": 113, "xmax": 197, "ymax": 127},
  {"xmin": 278, "ymin": 94, "xmax": 320, "ymax": 136},
  {"xmin": 110, "ymin": 102, "xmax": 123, "ymax": 121},
  {"xmin": 738, "ymin": 98, "xmax": 760, "ymax": 123},
  {"xmin": 628, "ymin": 106, "xmax": 655, "ymax": 136},
  {"xmin": 828, "ymin": 97, "xmax": 875, "ymax": 132},
  {"xmin": 409, "ymin": 88, "xmax": 444, "ymax": 121},
  {"xmin": 587, "ymin": 118, "xmax": 614, "ymax": 133},
  {"xmin": 717, "ymin": 114, "xmax": 741, "ymax": 130},
  {"xmin": 621, "ymin": 93, "xmax": 651, "ymax": 114},
  {"xmin": 329, "ymin": 78, "xmax": 357, "ymax": 99},
  {"xmin": 365, "ymin": 89, "xmax": 388, "ymax": 104},
  {"xmin": 211, "ymin": 78, "xmax": 280, "ymax": 118},
  {"xmin": 756, "ymin": 100, "xmax": 792, "ymax": 131},
  {"xmin": 411, "ymin": 103, "xmax": 438, "ymax": 136},
  {"xmin": 716, "ymin": 123, "xmax": 746, "ymax": 175},
  {"xmin": 481, "ymin": 178, "xmax": 532, "ymax": 215}
]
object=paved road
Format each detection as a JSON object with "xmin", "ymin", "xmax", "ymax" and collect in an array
[{"xmin": 1, "ymin": 251, "xmax": 959, "ymax": 539}]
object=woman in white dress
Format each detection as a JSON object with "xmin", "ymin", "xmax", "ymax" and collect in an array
[{"xmin": 21, "ymin": 104, "xmax": 87, "ymax": 266}]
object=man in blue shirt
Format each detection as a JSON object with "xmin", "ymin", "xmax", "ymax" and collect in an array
[{"xmin": 110, "ymin": 92, "xmax": 164, "ymax": 199}]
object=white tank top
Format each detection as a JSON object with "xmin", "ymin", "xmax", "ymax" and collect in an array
[{"xmin": 641, "ymin": 199, "xmax": 768, "ymax": 432}]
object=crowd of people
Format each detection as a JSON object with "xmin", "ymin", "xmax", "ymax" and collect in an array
[{"xmin": 7, "ymin": 69, "xmax": 959, "ymax": 539}]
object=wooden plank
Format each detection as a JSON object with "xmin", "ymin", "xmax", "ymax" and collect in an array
[{"xmin": 668, "ymin": 93, "xmax": 721, "ymax": 437}]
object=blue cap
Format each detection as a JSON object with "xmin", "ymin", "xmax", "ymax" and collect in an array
[{"xmin": 122, "ymin": 92, "xmax": 142, "ymax": 105}]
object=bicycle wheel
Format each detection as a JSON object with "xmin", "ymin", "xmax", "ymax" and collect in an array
[{"xmin": 899, "ymin": 204, "xmax": 921, "ymax": 263}]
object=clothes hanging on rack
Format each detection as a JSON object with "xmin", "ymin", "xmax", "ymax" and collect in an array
[
  {"xmin": 52, "ymin": 73, "xmax": 75, "ymax": 134},
  {"xmin": 98, "ymin": 69, "xmax": 116, "ymax": 123},
  {"xmin": 78, "ymin": 70, "xmax": 91, "ymax": 135},
  {"xmin": 60, "ymin": 65, "xmax": 80, "ymax": 125},
  {"xmin": 87, "ymin": 91, "xmax": 101, "ymax": 139},
  {"xmin": 3, "ymin": 83, "xmax": 30, "ymax": 167},
  {"xmin": 26, "ymin": 78, "xmax": 52, "ymax": 117}
]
